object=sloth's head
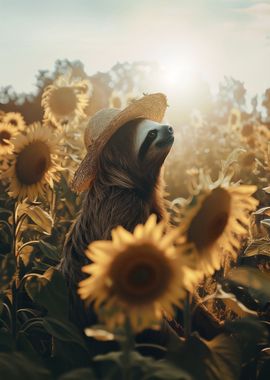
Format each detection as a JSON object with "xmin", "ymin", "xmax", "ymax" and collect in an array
[{"xmin": 97, "ymin": 118, "xmax": 174, "ymax": 191}]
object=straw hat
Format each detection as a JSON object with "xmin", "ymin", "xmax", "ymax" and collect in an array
[{"xmin": 72, "ymin": 92, "xmax": 168, "ymax": 192}]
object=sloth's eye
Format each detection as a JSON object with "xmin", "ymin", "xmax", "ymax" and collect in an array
[{"xmin": 148, "ymin": 129, "xmax": 157, "ymax": 139}]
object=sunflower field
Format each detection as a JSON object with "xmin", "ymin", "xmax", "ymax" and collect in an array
[{"xmin": 0, "ymin": 59, "xmax": 270, "ymax": 380}]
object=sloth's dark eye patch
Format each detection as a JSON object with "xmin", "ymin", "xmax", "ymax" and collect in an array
[
  {"xmin": 138, "ymin": 129, "xmax": 157, "ymax": 160},
  {"xmin": 147, "ymin": 129, "xmax": 157, "ymax": 139}
]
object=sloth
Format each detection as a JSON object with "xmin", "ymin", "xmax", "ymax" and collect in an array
[{"xmin": 59, "ymin": 118, "xmax": 174, "ymax": 329}]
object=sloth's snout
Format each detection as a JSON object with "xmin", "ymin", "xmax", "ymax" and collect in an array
[
  {"xmin": 155, "ymin": 125, "xmax": 174, "ymax": 148},
  {"xmin": 161, "ymin": 125, "xmax": 174, "ymax": 137}
]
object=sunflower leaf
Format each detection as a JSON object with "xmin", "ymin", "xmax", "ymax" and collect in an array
[
  {"xmin": 253, "ymin": 207, "xmax": 270, "ymax": 216},
  {"xmin": 243, "ymin": 239, "xmax": 270, "ymax": 257},
  {"xmin": 224, "ymin": 318, "xmax": 268, "ymax": 363},
  {"xmin": 94, "ymin": 351, "xmax": 191, "ymax": 380},
  {"xmin": 0, "ymin": 352, "xmax": 50, "ymax": 380},
  {"xmin": 262, "ymin": 186, "xmax": 270, "ymax": 194},
  {"xmin": 24, "ymin": 268, "xmax": 68, "ymax": 320},
  {"xmin": 215, "ymin": 284, "xmax": 257, "ymax": 317},
  {"xmin": 38, "ymin": 240, "xmax": 60, "ymax": 262},
  {"xmin": 42, "ymin": 317, "xmax": 88, "ymax": 351},
  {"xmin": 227, "ymin": 267, "xmax": 270, "ymax": 298},
  {"xmin": 166, "ymin": 333, "xmax": 241, "ymax": 380},
  {"xmin": 58, "ymin": 368, "xmax": 97, "ymax": 380},
  {"xmin": 27, "ymin": 206, "xmax": 53, "ymax": 234},
  {"xmin": 20, "ymin": 223, "xmax": 51, "ymax": 236},
  {"xmin": 0, "ymin": 253, "xmax": 16, "ymax": 292},
  {"xmin": 0, "ymin": 208, "xmax": 12, "ymax": 216}
]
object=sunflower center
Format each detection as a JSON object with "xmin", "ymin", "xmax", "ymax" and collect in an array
[
  {"xmin": 187, "ymin": 188, "xmax": 231, "ymax": 251},
  {"xmin": 242, "ymin": 124, "xmax": 253, "ymax": 137},
  {"xmin": 49, "ymin": 87, "xmax": 77, "ymax": 116},
  {"xmin": 241, "ymin": 152, "xmax": 255, "ymax": 167},
  {"xmin": 0, "ymin": 130, "xmax": 11, "ymax": 146},
  {"xmin": 129, "ymin": 263, "xmax": 157, "ymax": 288},
  {"xmin": 209, "ymin": 212, "xmax": 229, "ymax": 242},
  {"xmin": 15, "ymin": 141, "xmax": 51, "ymax": 185},
  {"xmin": 9, "ymin": 119, "xmax": 18, "ymax": 127},
  {"xmin": 109, "ymin": 243, "xmax": 172, "ymax": 305}
]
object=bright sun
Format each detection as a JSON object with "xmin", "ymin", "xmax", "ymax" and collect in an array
[{"xmin": 160, "ymin": 57, "xmax": 197, "ymax": 89}]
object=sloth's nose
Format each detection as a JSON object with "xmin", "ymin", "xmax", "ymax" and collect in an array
[{"xmin": 162, "ymin": 125, "xmax": 174, "ymax": 135}]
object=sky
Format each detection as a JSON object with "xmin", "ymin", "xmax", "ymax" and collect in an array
[{"xmin": 0, "ymin": 0, "xmax": 269, "ymax": 96}]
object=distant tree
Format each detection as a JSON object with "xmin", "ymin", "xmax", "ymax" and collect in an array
[{"xmin": 262, "ymin": 88, "xmax": 270, "ymax": 118}]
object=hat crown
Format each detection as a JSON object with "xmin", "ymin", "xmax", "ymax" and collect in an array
[{"xmin": 84, "ymin": 108, "xmax": 121, "ymax": 149}]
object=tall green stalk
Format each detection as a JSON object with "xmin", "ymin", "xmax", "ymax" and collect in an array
[
  {"xmin": 11, "ymin": 201, "xmax": 18, "ymax": 340},
  {"xmin": 183, "ymin": 291, "xmax": 192, "ymax": 338},
  {"xmin": 121, "ymin": 317, "xmax": 134, "ymax": 380}
]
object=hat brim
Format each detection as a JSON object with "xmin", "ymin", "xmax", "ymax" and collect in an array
[{"xmin": 72, "ymin": 93, "xmax": 168, "ymax": 192}]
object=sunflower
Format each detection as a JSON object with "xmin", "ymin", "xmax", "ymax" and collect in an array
[
  {"xmin": 3, "ymin": 112, "xmax": 26, "ymax": 131},
  {"xmin": 175, "ymin": 185, "xmax": 258, "ymax": 277},
  {"xmin": 228, "ymin": 108, "xmax": 241, "ymax": 130},
  {"xmin": 109, "ymin": 91, "xmax": 123, "ymax": 109},
  {"xmin": 3, "ymin": 123, "xmax": 61, "ymax": 201},
  {"xmin": 246, "ymin": 137, "xmax": 256, "ymax": 149},
  {"xmin": 78, "ymin": 214, "xmax": 188, "ymax": 332},
  {"xmin": 0, "ymin": 123, "xmax": 18, "ymax": 155},
  {"xmin": 41, "ymin": 71, "xmax": 91, "ymax": 128},
  {"xmin": 241, "ymin": 123, "xmax": 254, "ymax": 138},
  {"xmin": 239, "ymin": 151, "xmax": 256, "ymax": 171},
  {"xmin": 0, "ymin": 111, "xmax": 5, "ymax": 123}
]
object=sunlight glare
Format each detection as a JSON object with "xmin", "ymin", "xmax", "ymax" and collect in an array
[{"xmin": 160, "ymin": 56, "xmax": 197, "ymax": 90}]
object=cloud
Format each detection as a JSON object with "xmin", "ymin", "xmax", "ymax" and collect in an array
[
  {"xmin": 234, "ymin": 2, "xmax": 270, "ymax": 32},
  {"xmin": 243, "ymin": 2, "xmax": 270, "ymax": 15}
]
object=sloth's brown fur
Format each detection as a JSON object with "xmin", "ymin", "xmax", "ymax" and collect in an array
[
  {"xmin": 59, "ymin": 119, "xmax": 170, "ymax": 328},
  {"xmin": 59, "ymin": 119, "xmax": 222, "ymax": 343}
]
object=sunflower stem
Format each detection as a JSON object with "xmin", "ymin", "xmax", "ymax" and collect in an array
[
  {"xmin": 12, "ymin": 201, "xmax": 17, "ymax": 259},
  {"xmin": 11, "ymin": 201, "xmax": 18, "ymax": 341},
  {"xmin": 183, "ymin": 291, "xmax": 192, "ymax": 338},
  {"xmin": 121, "ymin": 317, "xmax": 134, "ymax": 380}
]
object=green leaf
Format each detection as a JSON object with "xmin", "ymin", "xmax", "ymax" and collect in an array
[
  {"xmin": 94, "ymin": 351, "xmax": 190, "ymax": 380},
  {"xmin": 0, "ymin": 352, "xmax": 50, "ymax": 380},
  {"xmin": 258, "ymin": 359, "xmax": 270, "ymax": 380},
  {"xmin": 227, "ymin": 267, "xmax": 270, "ymax": 298},
  {"xmin": 253, "ymin": 207, "xmax": 270, "ymax": 216},
  {"xmin": 261, "ymin": 219, "xmax": 270, "ymax": 229},
  {"xmin": 0, "ymin": 253, "xmax": 16, "ymax": 292},
  {"xmin": 221, "ymin": 147, "xmax": 246, "ymax": 171},
  {"xmin": 0, "ymin": 328, "xmax": 14, "ymax": 352},
  {"xmin": 21, "ymin": 223, "xmax": 51, "ymax": 236},
  {"xmin": 16, "ymin": 331, "xmax": 41, "ymax": 363},
  {"xmin": 26, "ymin": 206, "xmax": 53, "ymax": 234},
  {"xmin": 42, "ymin": 317, "xmax": 88, "ymax": 351},
  {"xmin": 243, "ymin": 239, "xmax": 270, "ymax": 257},
  {"xmin": 225, "ymin": 318, "xmax": 268, "ymax": 363},
  {"xmin": 167, "ymin": 333, "xmax": 241, "ymax": 380},
  {"xmin": 263, "ymin": 186, "xmax": 270, "ymax": 194},
  {"xmin": 142, "ymin": 358, "xmax": 191, "ymax": 380},
  {"xmin": 0, "ymin": 208, "xmax": 12, "ymax": 216},
  {"xmin": 24, "ymin": 268, "xmax": 69, "ymax": 320},
  {"xmin": 215, "ymin": 284, "xmax": 257, "ymax": 317},
  {"xmin": 58, "ymin": 368, "xmax": 97, "ymax": 380},
  {"xmin": 38, "ymin": 240, "xmax": 60, "ymax": 262}
]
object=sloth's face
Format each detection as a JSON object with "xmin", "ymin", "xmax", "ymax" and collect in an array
[
  {"xmin": 99, "ymin": 118, "xmax": 174, "ymax": 189},
  {"xmin": 133, "ymin": 119, "xmax": 174, "ymax": 163},
  {"xmin": 103, "ymin": 118, "xmax": 174, "ymax": 181}
]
